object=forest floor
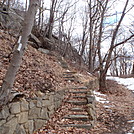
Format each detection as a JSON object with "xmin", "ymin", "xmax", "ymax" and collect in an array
[{"xmin": 35, "ymin": 80, "xmax": 134, "ymax": 134}]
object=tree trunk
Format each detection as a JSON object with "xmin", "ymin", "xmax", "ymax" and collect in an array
[
  {"xmin": 88, "ymin": 0, "xmax": 93, "ymax": 72},
  {"xmin": 99, "ymin": 69, "xmax": 107, "ymax": 92},
  {"xmin": 47, "ymin": 0, "xmax": 57, "ymax": 39},
  {"xmin": 0, "ymin": 0, "xmax": 39, "ymax": 107},
  {"xmin": 132, "ymin": 62, "xmax": 134, "ymax": 75}
]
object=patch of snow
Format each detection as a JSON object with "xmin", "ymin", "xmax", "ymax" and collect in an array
[
  {"xmin": 128, "ymin": 120, "xmax": 134, "ymax": 123},
  {"xmin": 93, "ymin": 91, "xmax": 106, "ymax": 96},
  {"xmin": 78, "ymin": 73, "xmax": 83, "ymax": 76},
  {"xmin": 95, "ymin": 96, "xmax": 109, "ymax": 103},
  {"xmin": 107, "ymin": 76, "xmax": 134, "ymax": 91},
  {"xmin": 93, "ymin": 91, "xmax": 109, "ymax": 103},
  {"xmin": 103, "ymin": 105, "xmax": 113, "ymax": 108},
  {"xmin": 86, "ymin": 71, "xmax": 92, "ymax": 76}
]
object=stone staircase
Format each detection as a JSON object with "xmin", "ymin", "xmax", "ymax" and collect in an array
[{"xmin": 61, "ymin": 71, "xmax": 96, "ymax": 130}]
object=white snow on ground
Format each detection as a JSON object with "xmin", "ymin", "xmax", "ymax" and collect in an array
[
  {"xmin": 107, "ymin": 76, "xmax": 134, "ymax": 134},
  {"xmin": 93, "ymin": 91, "xmax": 109, "ymax": 103},
  {"xmin": 94, "ymin": 76, "xmax": 134, "ymax": 133},
  {"xmin": 107, "ymin": 76, "xmax": 134, "ymax": 92},
  {"xmin": 93, "ymin": 91, "xmax": 106, "ymax": 96}
]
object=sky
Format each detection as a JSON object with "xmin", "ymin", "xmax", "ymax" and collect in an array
[
  {"xmin": 19, "ymin": 0, "xmax": 134, "ymax": 33},
  {"xmin": 19, "ymin": 0, "xmax": 134, "ymax": 57}
]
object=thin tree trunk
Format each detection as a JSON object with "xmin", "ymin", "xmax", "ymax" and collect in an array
[
  {"xmin": 88, "ymin": 0, "xmax": 93, "ymax": 72},
  {"xmin": 99, "ymin": 70, "xmax": 107, "ymax": 92},
  {"xmin": 0, "ymin": 0, "xmax": 39, "ymax": 107},
  {"xmin": 132, "ymin": 62, "xmax": 134, "ymax": 75}
]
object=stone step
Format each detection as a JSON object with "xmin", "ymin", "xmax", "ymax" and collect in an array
[
  {"xmin": 62, "ymin": 124, "xmax": 91, "ymax": 129},
  {"xmin": 72, "ymin": 96, "xmax": 86, "ymax": 99},
  {"xmin": 71, "ymin": 87, "xmax": 87, "ymax": 90},
  {"xmin": 70, "ymin": 107, "xmax": 85, "ymax": 112},
  {"xmin": 69, "ymin": 91, "xmax": 87, "ymax": 94},
  {"xmin": 66, "ymin": 100, "xmax": 87, "ymax": 105},
  {"xmin": 64, "ymin": 78, "xmax": 75, "ymax": 81},
  {"xmin": 63, "ymin": 71, "xmax": 76, "ymax": 74},
  {"xmin": 63, "ymin": 114, "xmax": 89, "ymax": 121},
  {"xmin": 63, "ymin": 76, "xmax": 75, "ymax": 78}
]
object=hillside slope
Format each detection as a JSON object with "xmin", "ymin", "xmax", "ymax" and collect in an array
[{"xmin": 0, "ymin": 30, "xmax": 93, "ymax": 98}]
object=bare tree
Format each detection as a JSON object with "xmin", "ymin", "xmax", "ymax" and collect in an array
[
  {"xmin": 97, "ymin": 0, "xmax": 134, "ymax": 91},
  {"xmin": 0, "ymin": 0, "xmax": 39, "ymax": 107}
]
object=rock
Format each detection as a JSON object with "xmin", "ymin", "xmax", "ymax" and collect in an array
[
  {"xmin": 62, "ymin": 124, "xmax": 92, "ymax": 129},
  {"xmin": 54, "ymin": 100, "xmax": 62, "ymax": 110},
  {"xmin": 42, "ymin": 100, "xmax": 51, "ymax": 107},
  {"xmin": 38, "ymin": 48, "xmax": 50, "ymax": 54},
  {"xmin": 63, "ymin": 114, "xmax": 89, "ymax": 121},
  {"xmin": 0, "ymin": 106, "xmax": 10, "ymax": 119},
  {"xmin": 0, "ymin": 120, "xmax": 6, "ymax": 126},
  {"xmin": 17, "ymin": 112, "xmax": 28, "ymax": 124},
  {"xmin": 29, "ymin": 100, "xmax": 36, "ymax": 109},
  {"xmin": 40, "ymin": 108, "xmax": 49, "ymax": 120},
  {"xmin": 15, "ymin": 124, "xmax": 26, "ymax": 134},
  {"xmin": 87, "ymin": 108, "xmax": 96, "ymax": 120},
  {"xmin": 21, "ymin": 101, "xmax": 29, "ymax": 112},
  {"xmin": 4, "ymin": 117, "xmax": 18, "ymax": 134},
  {"xmin": 34, "ymin": 119, "xmax": 47, "ymax": 131},
  {"xmin": 10, "ymin": 102, "xmax": 21, "ymax": 114},
  {"xmin": 0, "ymin": 126, "xmax": 10, "ymax": 134},
  {"xmin": 47, "ymin": 105, "xmax": 54, "ymax": 111},
  {"xmin": 28, "ymin": 120, "xmax": 34, "ymax": 134},
  {"xmin": 36, "ymin": 98, "xmax": 42, "ymax": 108},
  {"xmin": 0, "ymin": 7, "xmax": 23, "ymax": 36},
  {"xmin": 7, "ymin": 114, "xmax": 15, "ymax": 121},
  {"xmin": 86, "ymin": 96, "xmax": 95, "ymax": 103},
  {"xmin": 49, "ymin": 94, "xmax": 54, "ymax": 102},
  {"xmin": 29, "ymin": 107, "xmax": 40, "ymax": 119}
]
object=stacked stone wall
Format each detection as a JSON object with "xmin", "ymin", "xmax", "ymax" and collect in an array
[{"xmin": 0, "ymin": 90, "xmax": 65, "ymax": 134}]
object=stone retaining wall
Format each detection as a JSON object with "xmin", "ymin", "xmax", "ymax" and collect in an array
[
  {"xmin": 0, "ymin": 90, "xmax": 65, "ymax": 134},
  {"xmin": 86, "ymin": 78, "xmax": 99, "ymax": 127}
]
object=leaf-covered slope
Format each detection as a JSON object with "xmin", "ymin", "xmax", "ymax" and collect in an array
[
  {"xmin": 0, "ymin": 30, "xmax": 93, "ymax": 98},
  {"xmin": 0, "ymin": 30, "xmax": 67, "ymax": 97}
]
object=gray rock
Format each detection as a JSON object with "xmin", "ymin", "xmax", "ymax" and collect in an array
[
  {"xmin": 21, "ymin": 101, "xmax": 29, "ymax": 112},
  {"xmin": 42, "ymin": 95, "xmax": 49, "ymax": 100},
  {"xmin": 17, "ymin": 112, "xmax": 28, "ymax": 124},
  {"xmin": 7, "ymin": 114, "xmax": 15, "ymax": 121},
  {"xmin": 29, "ymin": 107, "xmax": 40, "ymax": 119},
  {"xmin": 29, "ymin": 100, "xmax": 36, "ymax": 109},
  {"xmin": 47, "ymin": 105, "xmax": 54, "ymax": 111},
  {"xmin": 34, "ymin": 119, "xmax": 47, "ymax": 131},
  {"xmin": 54, "ymin": 100, "xmax": 62, "ymax": 110},
  {"xmin": 0, "ymin": 106, "xmax": 10, "ymax": 119},
  {"xmin": 5, "ymin": 117, "xmax": 18, "ymax": 134},
  {"xmin": 0, "ymin": 126, "xmax": 10, "ymax": 134},
  {"xmin": 49, "ymin": 95, "xmax": 54, "ymax": 102},
  {"xmin": 42, "ymin": 100, "xmax": 51, "ymax": 107},
  {"xmin": 40, "ymin": 108, "xmax": 49, "ymax": 120},
  {"xmin": 15, "ymin": 125, "xmax": 26, "ymax": 134},
  {"xmin": 10, "ymin": 102, "xmax": 21, "ymax": 114},
  {"xmin": 62, "ymin": 124, "xmax": 91, "ymax": 129},
  {"xmin": 28, "ymin": 120, "xmax": 34, "ymax": 134},
  {"xmin": 0, "ymin": 120, "xmax": 6, "ymax": 126},
  {"xmin": 38, "ymin": 48, "xmax": 50, "ymax": 54},
  {"xmin": 37, "ymin": 98, "xmax": 42, "ymax": 108}
]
